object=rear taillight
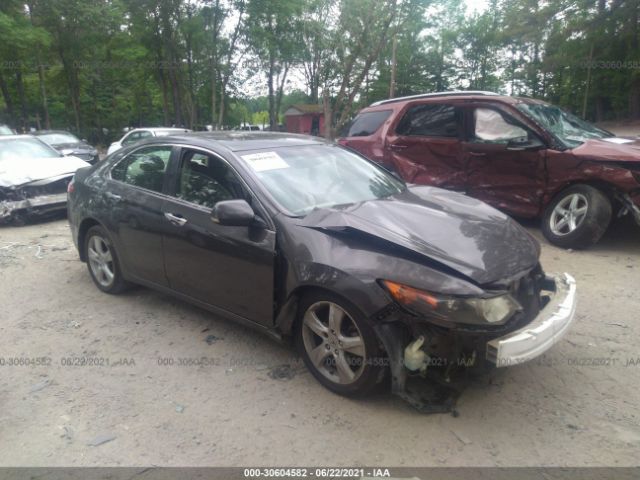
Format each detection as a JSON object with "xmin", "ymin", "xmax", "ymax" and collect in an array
[{"xmin": 67, "ymin": 179, "xmax": 75, "ymax": 194}]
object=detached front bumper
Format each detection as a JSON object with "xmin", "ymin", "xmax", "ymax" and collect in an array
[{"xmin": 487, "ymin": 273, "xmax": 577, "ymax": 367}]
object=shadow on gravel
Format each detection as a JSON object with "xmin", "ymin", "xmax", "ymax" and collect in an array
[
  {"xmin": 0, "ymin": 210, "xmax": 67, "ymax": 228},
  {"xmin": 517, "ymin": 215, "xmax": 639, "ymax": 254}
]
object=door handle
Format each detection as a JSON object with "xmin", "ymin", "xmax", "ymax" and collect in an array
[
  {"xmin": 389, "ymin": 144, "xmax": 408, "ymax": 151},
  {"xmin": 164, "ymin": 212, "xmax": 187, "ymax": 226},
  {"xmin": 469, "ymin": 151, "xmax": 487, "ymax": 157},
  {"xmin": 104, "ymin": 191, "xmax": 122, "ymax": 201}
]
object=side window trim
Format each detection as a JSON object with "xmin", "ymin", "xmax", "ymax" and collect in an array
[
  {"xmin": 107, "ymin": 144, "xmax": 176, "ymax": 197},
  {"xmin": 168, "ymin": 145, "xmax": 275, "ymax": 230}
]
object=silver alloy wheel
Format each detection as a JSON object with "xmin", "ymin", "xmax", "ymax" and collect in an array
[
  {"xmin": 550, "ymin": 193, "xmax": 589, "ymax": 236},
  {"xmin": 301, "ymin": 301, "xmax": 366, "ymax": 385},
  {"xmin": 87, "ymin": 235, "xmax": 115, "ymax": 287}
]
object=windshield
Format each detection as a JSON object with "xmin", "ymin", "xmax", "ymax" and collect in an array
[
  {"xmin": 0, "ymin": 137, "xmax": 61, "ymax": 161},
  {"xmin": 37, "ymin": 132, "xmax": 80, "ymax": 145},
  {"xmin": 240, "ymin": 145, "xmax": 405, "ymax": 216},
  {"xmin": 0, "ymin": 125, "xmax": 13, "ymax": 135},
  {"xmin": 517, "ymin": 103, "xmax": 612, "ymax": 148}
]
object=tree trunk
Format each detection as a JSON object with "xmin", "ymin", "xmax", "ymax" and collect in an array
[
  {"xmin": 323, "ymin": 88, "xmax": 332, "ymax": 139},
  {"xmin": 389, "ymin": 34, "xmax": 397, "ymax": 98},
  {"xmin": 168, "ymin": 60, "xmax": 182, "ymax": 126},
  {"xmin": 218, "ymin": 81, "xmax": 226, "ymax": 127},
  {"xmin": 159, "ymin": 68, "xmax": 170, "ymax": 126},
  {"xmin": 38, "ymin": 63, "xmax": 50, "ymax": 129},
  {"xmin": 582, "ymin": 43, "xmax": 594, "ymax": 119},
  {"xmin": 268, "ymin": 50, "xmax": 276, "ymax": 129},
  {"xmin": 275, "ymin": 63, "xmax": 290, "ymax": 124},
  {"xmin": 27, "ymin": 1, "xmax": 49, "ymax": 129},
  {"xmin": 186, "ymin": 8, "xmax": 196, "ymax": 129},
  {"xmin": 0, "ymin": 72, "xmax": 14, "ymax": 120},
  {"xmin": 211, "ymin": 69, "xmax": 217, "ymax": 127},
  {"xmin": 16, "ymin": 71, "xmax": 27, "ymax": 131}
]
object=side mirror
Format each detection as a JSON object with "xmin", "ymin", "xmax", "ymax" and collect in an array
[{"xmin": 211, "ymin": 199, "xmax": 255, "ymax": 226}]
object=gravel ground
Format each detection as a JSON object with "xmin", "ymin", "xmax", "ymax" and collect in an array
[{"xmin": 0, "ymin": 212, "xmax": 638, "ymax": 468}]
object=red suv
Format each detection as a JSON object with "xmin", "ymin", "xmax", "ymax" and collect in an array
[{"xmin": 339, "ymin": 91, "xmax": 640, "ymax": 249}]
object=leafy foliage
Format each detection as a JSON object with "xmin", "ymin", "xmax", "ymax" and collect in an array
[{"xmin": 0, "ymin": 0, "xmax": 638, "ymax": 144}]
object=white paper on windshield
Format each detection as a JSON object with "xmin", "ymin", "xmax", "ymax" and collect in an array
[
  {"xmin": 602, "ymin": 137, "xmax": 634, "ymax": 144},
  {"xmin": 242, "ymin": 151, "xmax": 289, "ymax": 172}
]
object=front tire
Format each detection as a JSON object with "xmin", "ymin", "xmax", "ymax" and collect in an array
[
  {"xmin": 85, "ymin": 225, "xmax": 129, "ymax": 294},
  {"xmin": 295, "ymin": 291, "xmax": 387, "ymax": 397},
  {"xmin": 542, "ymin": 184, "xmax": 612, "ymax": 249}
]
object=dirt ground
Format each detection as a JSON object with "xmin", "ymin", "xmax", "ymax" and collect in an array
[
  {"xmin": 597, "ymin": 120, "xmax": 640, "ymax": 138},
  {"xmin": 0, "ymin": 211, "xmax": 638, "ymax": 468}
]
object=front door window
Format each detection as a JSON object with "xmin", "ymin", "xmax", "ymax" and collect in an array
[{"xmin": 472, "ymin": 108, "xmax": 528, "ymax": 144}]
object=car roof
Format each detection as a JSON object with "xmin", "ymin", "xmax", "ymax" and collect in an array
[
  {"xmin": 369, "ymin": 90, "xmax": 503, "ymax": 107},
  {"xmin": 361, "ymin": 91, "xmax": 543, "ymax": 112},
  {"xmin": 32, "ymin": 130, "xmax": 76, "ymax": 135},
  {"xmin": 0, "ymin": 134, "xmax": 38, "ymax": 141},
  {"xmin": 131, "ymin": 127, "xmax": 191, "ymax": 132},
  {"xmin": 143, "ymin": 131, "xmax": 327, "ymax": 153}
]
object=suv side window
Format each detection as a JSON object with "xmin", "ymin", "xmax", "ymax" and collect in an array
[
  {"xmin": 396, "ymin": 104, "xmax": 458, "ymax": 137},
  {"xmin": 175, "ymin": 149, "xmax": 249, "ymax": 209},
  {"xmin": 122, "ymin": 130, "xmax": 152, "ymax": 146},
  {"xmin": 111, "ymin": 145, "xmax": 172, "ymax": 193},
  {"xmin": 472, "ymin": 108, "xmax": 529, "ymax": 144},
  {"xmin": 342, "ymin": 110, "xmax": 392, "ymax": 137}
]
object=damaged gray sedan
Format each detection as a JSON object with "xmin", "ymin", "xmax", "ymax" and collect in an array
[
  {"xmin": 67, "ymin": 132, "xmax": 577, "ymax": 412},
  {"xmin": 0, "ymin": 136, "xmax": 90, "ymax": 224}
]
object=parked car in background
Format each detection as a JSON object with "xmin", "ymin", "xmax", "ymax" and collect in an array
[
  {"xmin": 67, "ymin": 132, "xmax": 576, "ymax": 410},
  {"xmin": 0, "ymin": 136, "xmax": 90, "ymax": 224},
  {"xmin": 33, "ymin": 130, "xmax": 99, "ymax": 164},
  {"xmin": 339, "ymin": 91, "xmax": 640, "ymax": 249},
  {"xmin": 0, "ymin": 124, "xmax": 14, "ymax": 135},
  {"xmin": 107, "ymin": 127, "xmax": 191, "ymax": 155},
  {"xmin": 238, "ymin": 125, "xmax": 261, "ymax": 131}
]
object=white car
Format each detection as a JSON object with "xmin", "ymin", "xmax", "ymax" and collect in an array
[
  {"xmin": 107, "ymin": 127, "xmax": 191, "ymax": 155},
  {"xmin": 0, "ymin": 135, "xmax": 90, "ymax": 224}
]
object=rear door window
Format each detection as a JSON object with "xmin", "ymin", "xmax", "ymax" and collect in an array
[
  {"xmin": 342, "ymin": 110, "xmax": 392, "ymax": 137},
  {"xmin": 111, "ymin": 145, "xmax": 172, "ymax": 193},
  {"xmin": 396, "ymin": 104, "xmax": 459, "ymax": 137}
]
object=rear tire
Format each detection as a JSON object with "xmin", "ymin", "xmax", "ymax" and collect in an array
[
  {"xmin": 541, "ymin": 184, "xmax": 611, "ymax": 249},
  {"xmin": 295, "ymin": 291, "xmax": 387, "ymax": 397},
  {"xmin": 85, "ymin": 225, "xmax": 129, "ymax": 294}
]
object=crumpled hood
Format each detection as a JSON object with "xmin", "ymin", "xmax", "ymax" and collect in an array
[
  {"xmin": 0, "ymin": 156, "xmax": 90, "ymax": 188},
  {"xmin": 572, "ymin": 137, "xmax": 640, "ymax": 163},
  {"xmin": 301, "ymin": 186, "xmax": 540, "ymax": 285}
]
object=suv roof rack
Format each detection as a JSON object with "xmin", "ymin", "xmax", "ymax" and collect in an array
[{"xmin": 369, "ymin": 91, "xmax": 501, "ymax": 107}]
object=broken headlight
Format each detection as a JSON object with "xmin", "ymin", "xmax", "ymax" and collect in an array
[{"xmin": 381, "ymin": 280, "xmax": 522, "ymax": 326}]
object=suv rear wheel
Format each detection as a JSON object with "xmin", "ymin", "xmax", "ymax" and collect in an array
[{"xmin": 542, "ymin": 184, "xmax": 612, "ymax": 249}]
